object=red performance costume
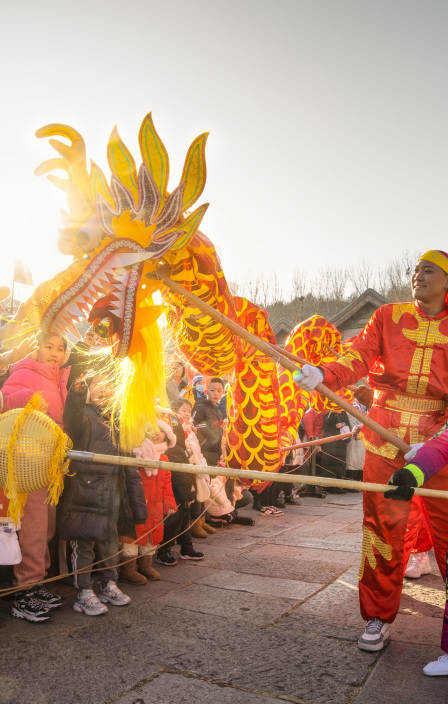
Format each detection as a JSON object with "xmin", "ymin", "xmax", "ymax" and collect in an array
[{"xmin": 322, "ymin": 298, "xmax": 448, "ymax": 623}]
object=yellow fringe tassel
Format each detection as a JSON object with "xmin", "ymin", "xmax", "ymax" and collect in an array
[
  {"xmin": 5, "ymin": 393, "xmax": 72, "ymax": 523},
  {"xmin": 45, "ymin": 425, "xmax": 72, "ymax": 508}
]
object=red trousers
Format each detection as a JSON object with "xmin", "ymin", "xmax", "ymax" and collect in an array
[{"xmin": 360, "ymin": 450, "xmax": 448, "ymax": 623}]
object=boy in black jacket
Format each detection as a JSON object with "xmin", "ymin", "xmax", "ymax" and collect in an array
[
  {"xmin": 191, "ymin": 377, "xmax": 225, "ymax": 466},
  {"xmin": 60, "ymin": 374, "xmax": 148, "ymax": 616}
]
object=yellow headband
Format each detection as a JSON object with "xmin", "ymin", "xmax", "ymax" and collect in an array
[{"xmin": 420, "ymin": 250, "xmax": 448, "ymax": 275}]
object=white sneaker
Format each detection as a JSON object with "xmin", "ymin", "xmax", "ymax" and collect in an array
[
  {"xmin": 260, "ymin": 506, "xmax": 284, "ymax": 516},
  {"xmin": 405, "ymin": 551, "xmax": 432, "ymax": 579},
  {"xmin": 73, "ymin": 589, "xmax": 108, "ymax": 616},
  {"xmin": 357, "ymin": 618, "xmax": 390, "ymax": 651},
  {"xmin": 98, "ymin": 581, "xmax": 131, "ymax": 606},
  {"xmin": 423, "ymin": 653, "xmax": 448, "ymax": 676}
]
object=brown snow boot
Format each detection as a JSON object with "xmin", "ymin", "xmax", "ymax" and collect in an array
[
  {"xmin": 202, "ymin": 516, "xmax": 217, "ymax": 534},
  {"xmin": 120, "ymin": 558, "xmax": 148, "ymax": 585},
  {"xmin": 138, "ymin": 555, "xmax": 161, "ymax": 581},
  {"xmin": 190, "ymin": 515, "xmax": 208, "ymax": 539}
]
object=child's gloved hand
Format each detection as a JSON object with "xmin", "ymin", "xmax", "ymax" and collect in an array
[
  {"xmin": 383, "ymin": 468, "xmax": 419, "ymax": 501},
  {"xmin": 293, "ymin": 365, "xmax": 324, "ymax": 392}
]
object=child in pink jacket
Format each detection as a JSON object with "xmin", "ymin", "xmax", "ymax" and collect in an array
[
  {"xmin": 120, "ymin": 420, "xmax": 178, "ymax": 584},
  {"xmin": 1, "ymin": 332, "xmax": 70, "ymax": 623}
]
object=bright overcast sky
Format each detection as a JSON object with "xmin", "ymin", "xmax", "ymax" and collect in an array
[{"xmin": 1, "ymin": 0, "xmax": 447, "ymax": 301}]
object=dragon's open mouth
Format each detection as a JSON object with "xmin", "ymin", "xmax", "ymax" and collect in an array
[{"xmin": 42, "ymin": 240, "xmax": 154, "ymax": 354}]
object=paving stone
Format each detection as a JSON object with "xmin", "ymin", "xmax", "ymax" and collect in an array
[
  {"xmin": 0, "ymin": 632, "xmax": 160, "ymax": 704},
  {"xmin": 354, "ymin": 641, "xmax": 448, "ymax": 704},
  {"xmin": 233, "ymin": 514, "xmax": 314, "ymax": 539},
  {"xmin": 200, "ymin": 532, "xmax": 261, "ymax": 548},
  {"xmin": 280, "ymin": 567, "xmax": 366, "ymax": 638},
  {"xmin": 153, "ymin": 564, "xmax": 220, "ymax": 584},
  {"xmin": 267, "ymin": 535, "xmax": 361, "ymax": 553},
  {"xmin": 56, "ymin": 602, "xmax": 376, "ymax": 704},
  {"xmin": 400, "ymin": 579, "xmax": 446, "ymax": 618},
  {"xmin": 196, "ymin": 569, "xmax": 322, "ymax": 600},
  {"xmin": 392, "ymin": 612, "xmax": 442, "ymax": 647},
  {"xmin": 113, "ymin": 672, "xmax": 286, "ymax": 703},
  {"xmin": 204, "ymin": 543, "xmax": 359, "ymax": 582},
  {"xmin": 266, "ymin": 520, "xmax": 356, "ymax": 540},
  {"xmin": 153, "ymin": 583, "xmax": 298, "ymax": 624}
]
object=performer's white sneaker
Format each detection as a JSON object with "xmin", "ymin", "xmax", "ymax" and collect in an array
[
  {"xmin": 423, "ymin": 654, "xmax": 448, "ymax": 676},
  {"xmin": 357, "ymin": 618, "xmax": 390, "ymax": 651},
  {"xmin": 404, "ymin": 551, "xmax": 432, "ymax": 579}
]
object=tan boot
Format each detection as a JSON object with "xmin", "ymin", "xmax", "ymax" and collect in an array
[
  {"xmin": 138, "ymin": 555, "xmax": 161, "ymax": 581},
  {"xmin": 202, "ymin": 516, "xmax": 217, "ymax": 534},
  {"xmin": 190, "ymin": 515, "xmax": 208, "ymax": 539},
  {"xmin": 120, "ymin": 558, "xmax": 148, "ymax": 585}
]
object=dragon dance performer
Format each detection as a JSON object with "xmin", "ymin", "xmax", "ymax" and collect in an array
[{"xmin": 294, "ymin": 250, "xmax": 448, "ymax": 652}]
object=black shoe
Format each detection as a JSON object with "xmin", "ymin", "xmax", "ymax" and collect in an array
[
  {"xmin": 30, "ymin": 586, "xmax": 64, "ymax": 609},
  {"xmin": 155, "ymin": 549, "xmax": 178, "ymax": 566},
  {"xmin": 231, "ymin": 516, "xmax": 255, "ymax": 526},
  {"xmin": 274, "ymin": 501, "xmax": 286, "ymax": 509},
  {"xmin": 285, "ymin": 496, "xmax": 302, "ymax": 505},
  {"xmin": 11, "ymin": 591, "xmax": 52, "ymax": 623},
  {"xmin": 179, "ymin": 546, "xmax": 204, "ymax": 561}
]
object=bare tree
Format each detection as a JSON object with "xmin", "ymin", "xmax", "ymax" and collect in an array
[
  {"xmin": 291, "ymin": 268, "xmax": 308, "ymax": 300},
  {"xmin": 348, "ymin": 260, "xmax": 376, "ymax": 296}
]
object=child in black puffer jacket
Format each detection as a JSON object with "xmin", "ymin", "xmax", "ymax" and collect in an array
[{"xmin": 60, "ymin": 374, "xmax": 148, "ymax": 616}]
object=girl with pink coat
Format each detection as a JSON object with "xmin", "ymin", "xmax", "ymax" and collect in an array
[{"xmin": 1, "ymin": 332, "xmax": 70, "ymax": 623}]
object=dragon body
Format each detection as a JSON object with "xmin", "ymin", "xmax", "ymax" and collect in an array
[{"xmin": 24, "ymin": 113, "xmax": 351, "ymax": 474}]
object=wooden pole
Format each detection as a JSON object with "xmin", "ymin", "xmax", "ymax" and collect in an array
[
  {"xmin": 66, "ymin": 450, "xmax": 448, "ymax": 500},
  {"xmin": 282, "ymin": 432, "xmax": 352, "ymax": 451},
  {"xmin": 159, "ymin": 275, "xmax": 411, "ymax": 455}
]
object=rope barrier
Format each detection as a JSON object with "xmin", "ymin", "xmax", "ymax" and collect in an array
[{"xmin": 0, "ymin": 478, "xmax": 228, "ymax": 598}]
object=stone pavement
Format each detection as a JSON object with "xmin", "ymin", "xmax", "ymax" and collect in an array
[{"xmin": 0, "ymin": 493, "xmax": 447, "ymax": 704}]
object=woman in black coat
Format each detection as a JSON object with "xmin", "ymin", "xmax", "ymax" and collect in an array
[{"xmin": 319, "ymin": 410, "xmax": 350, "ymax": 492}]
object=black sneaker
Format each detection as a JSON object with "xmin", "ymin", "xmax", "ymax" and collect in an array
[
  {"xmin": 11, "ymin": 592, "xmax": 52, "ymax": 623},
  {"xmin": 231, "ymin": 516, "xmax": 255, "ymax": 526},
  {"xmin": 179, "ymin": 546, "xmax": 204, "ymax": 561},
  {"xmin": 155, "ymin": 549, "xmax": 178, "ymax": 566},
  {"xmin": 30, "ymin": 586, "xmax": 64, "ymax": 609},
  {"xmin": 285, "ymin": 496, "xmax": 302, "ymax": 505}
]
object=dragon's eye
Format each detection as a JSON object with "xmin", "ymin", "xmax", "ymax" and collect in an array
[{"xmin": 94, "ymin": 317, "xmax": 113, "ymax": 338}]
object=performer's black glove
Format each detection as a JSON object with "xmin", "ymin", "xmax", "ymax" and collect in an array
[{"xmin": 383, "ymin": 468, "xmax": 418, "ymax": 501}]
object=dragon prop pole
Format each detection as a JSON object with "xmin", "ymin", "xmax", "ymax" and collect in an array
[
  {"xmin": 66, "ymin": 451, "xmax": 448, "ymax": 500},
  {"xmin": 282, "ymin": 432, "xmax": 353, "ymax": 451},
  {"xmin": 158, "ymin": 275, "xmax": 411, "ymax": 455}
]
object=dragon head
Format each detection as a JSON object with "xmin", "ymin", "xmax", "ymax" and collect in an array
[{"xmin": 24, "ymin": 113, "xmax": 209, "ymax": 448}]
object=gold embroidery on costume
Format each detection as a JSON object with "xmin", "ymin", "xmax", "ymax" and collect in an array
[
  {"xmin": 361, "ymin": 429, "xmax": 407, "ymax": 460},
  {"xmin": 400, "ymin": 315, "xmax": 448, "ymax": 396},
  {"xmin": 359, "ymin": 526, "xmax": 393, "ymax": 580},
  {"xmin": 335, "ymin": 349, "xmax": 363, "ymax": 372}
]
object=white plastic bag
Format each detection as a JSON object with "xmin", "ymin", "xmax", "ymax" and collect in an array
[{"xmin": 0, "ymin": 520, "xmax": 21, "ymax": 565}]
